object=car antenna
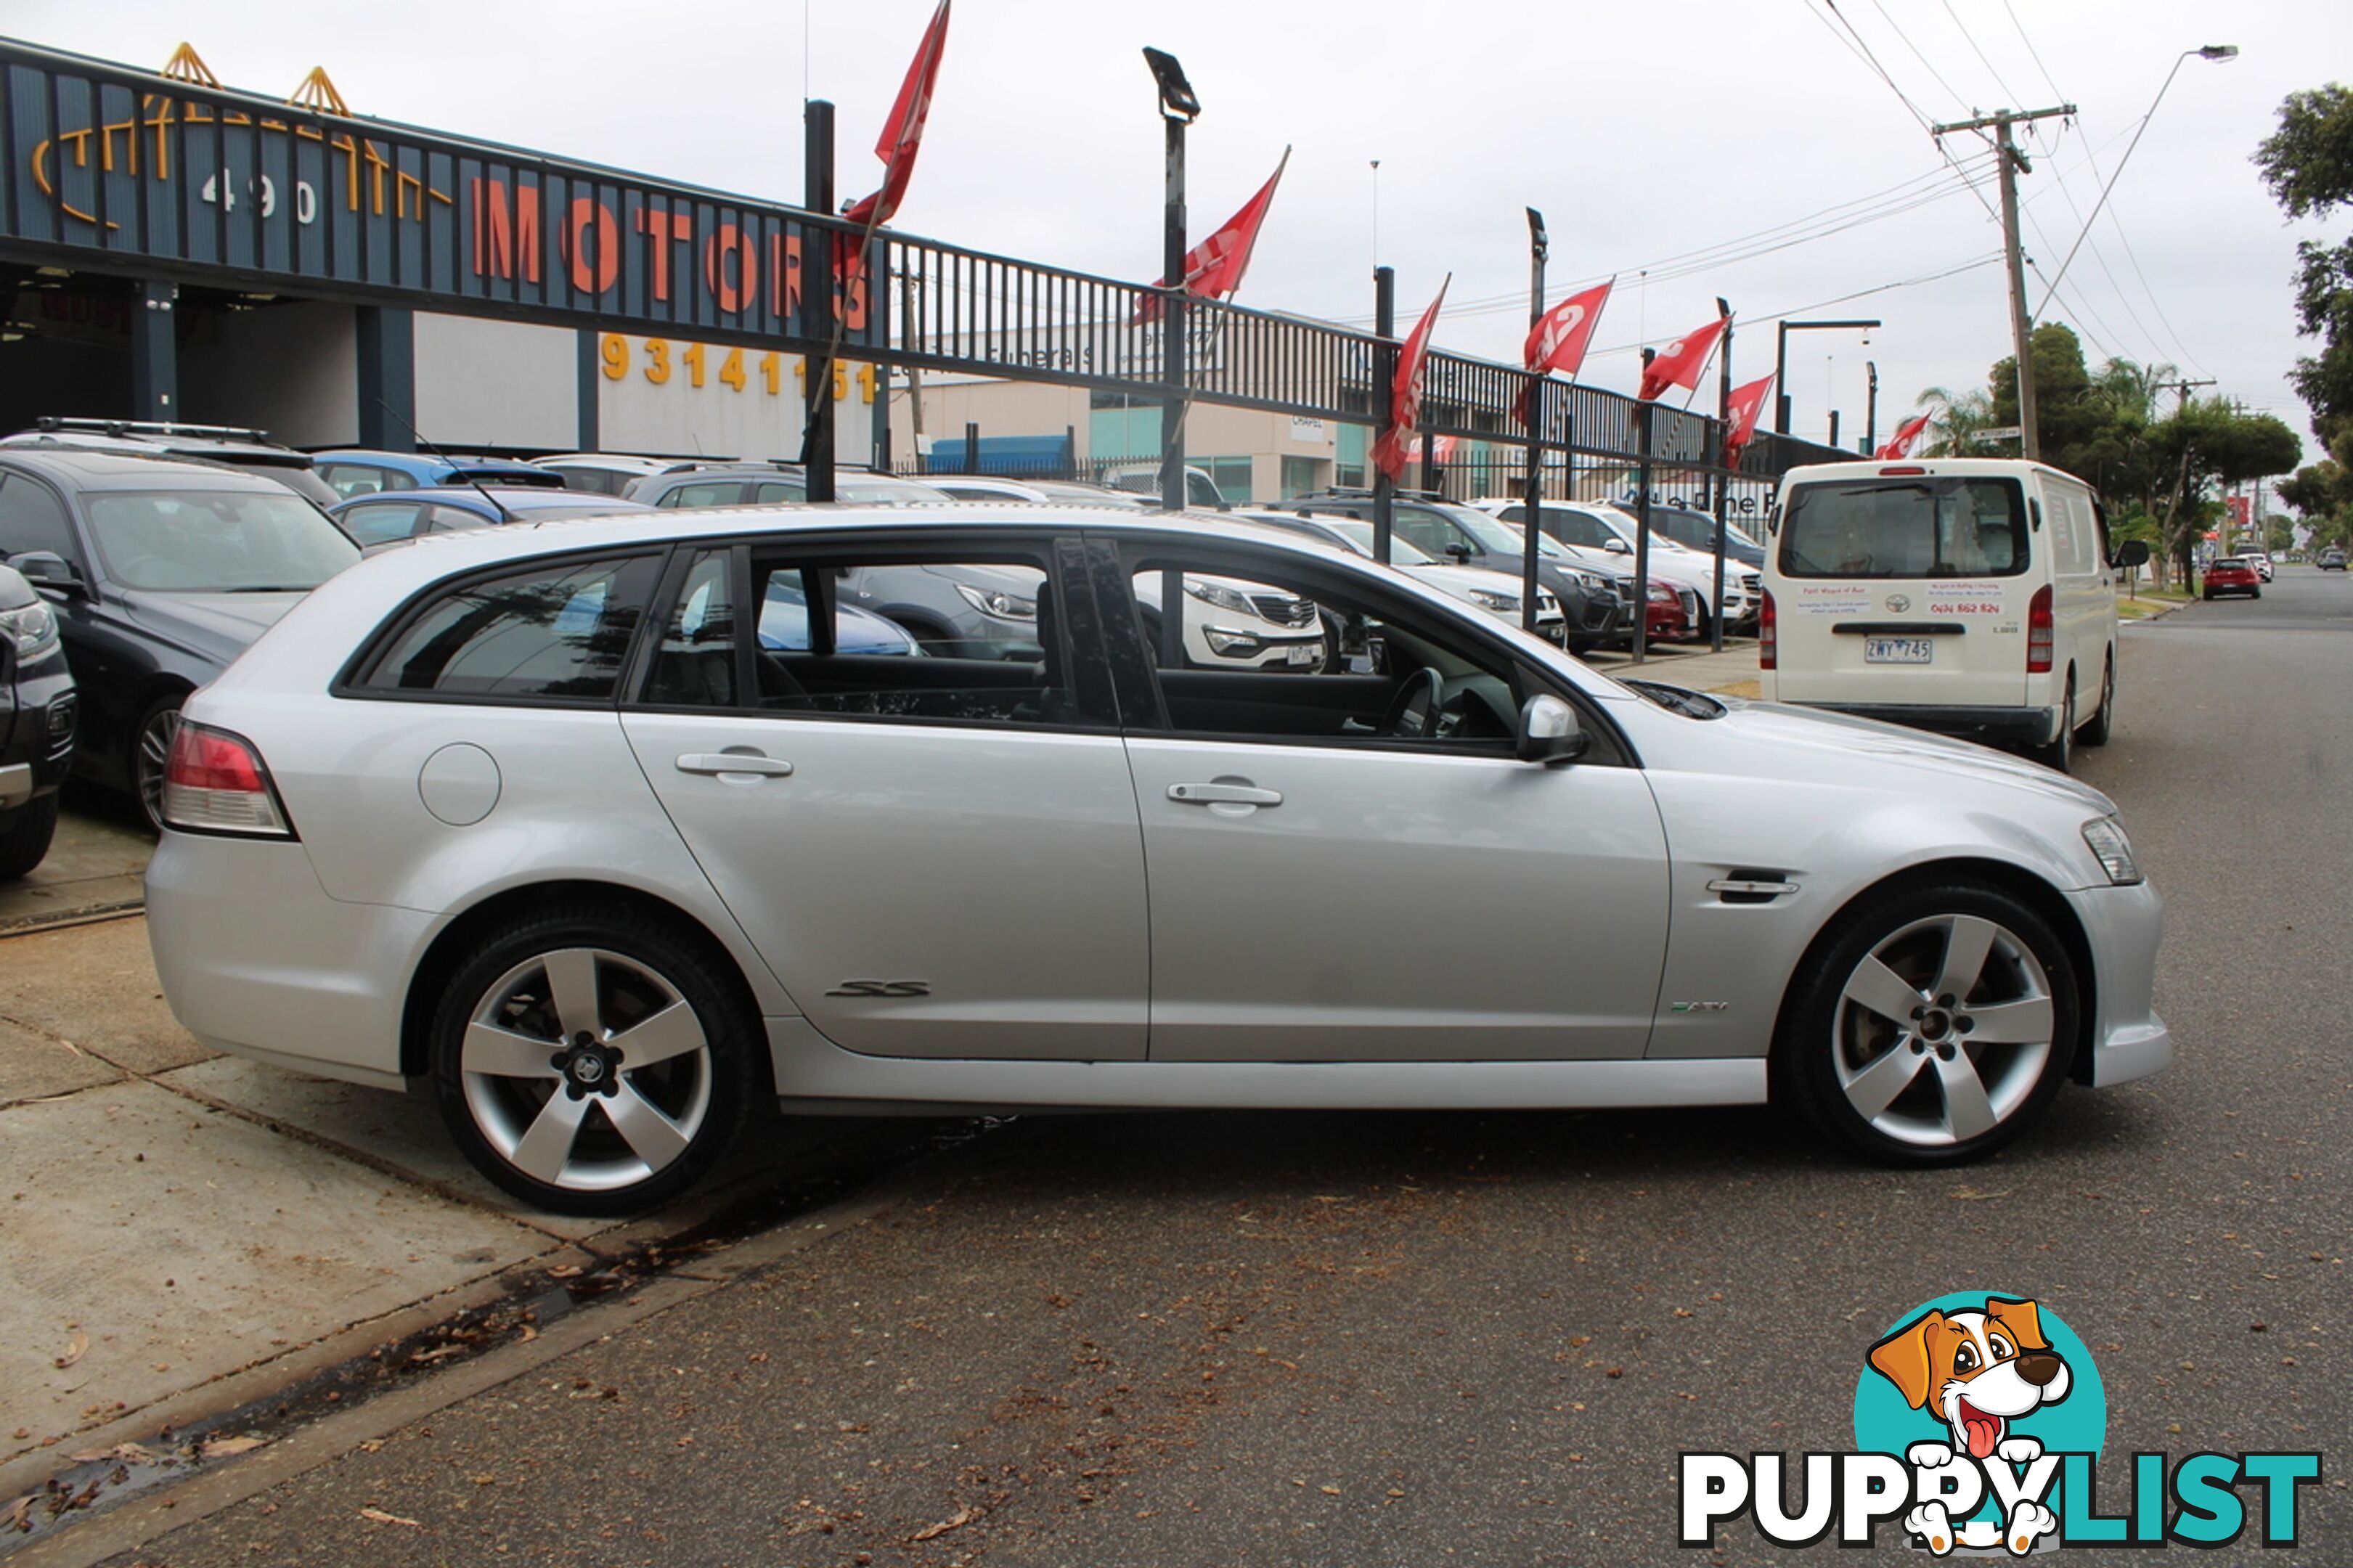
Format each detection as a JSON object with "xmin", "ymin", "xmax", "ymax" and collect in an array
[{"xmin": 372, "ymin": 399, "xmax": 516, "ymax": 523}]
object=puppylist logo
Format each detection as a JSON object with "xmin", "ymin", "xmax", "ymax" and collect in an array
[{"xmin": 1680, "ymin": 1292, "xmax": 2323, "ymax": 1553}]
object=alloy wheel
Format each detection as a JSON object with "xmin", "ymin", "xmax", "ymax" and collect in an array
[
  {"xmin": 135, "ymin": 706, "xmax": 182, "ymax": 832},
  {"xmin": 458, "ymin": 947, "xmax": 714, "ymax": 1193},
  {"xmin": 1828, "ymin": 913, "xmax": 2056, "ymax": 1149}
]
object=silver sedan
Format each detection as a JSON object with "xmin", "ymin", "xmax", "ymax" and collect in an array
[{"xmin": 145, "ymin": 506, "xmax": 2168, "ymax": 1214}]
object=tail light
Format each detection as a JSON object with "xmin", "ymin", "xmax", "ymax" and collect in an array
[
  {"xmin": 1760, "ymin": 589, "xmax": 1777, "ymax": 670},
  {"xmin": 2026, "ymin": 585, "xmax": 2054, "ymax": 674},
  {"xmin": 161, "ymin": 721, "xmax": 295, "ymax": 838}
]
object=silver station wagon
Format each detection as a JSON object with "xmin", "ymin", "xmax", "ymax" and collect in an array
[{"xmin": 144, "ymin": 504, "xmax": 2169, "ymax": 1214}]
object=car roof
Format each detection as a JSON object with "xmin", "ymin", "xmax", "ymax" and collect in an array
[
  {"xmin": 335, "ymin": 485, "xmax": 652, "ymax": 510},
  {"xmin": 0, "ymin": 447, "xmax": 304, "ymax": 491},
  {"xmin": 2, "ymin": 428, "xmax": 315, "ymax": 467}
]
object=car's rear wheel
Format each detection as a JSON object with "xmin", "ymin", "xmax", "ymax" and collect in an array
[
  {"xmin": 0, "ymin": 793, "xmax": 60, "ymax": 881},
  {"xmin": 131, "ymin": 695, "xmax": 184, "ymax": 835},
  {"xmin": 1774, "ymin": 883, "xmax": 2079, "ymax": 1166},
  {"xmin": 2077, "ymin": 655, "xmax": 2115, "ymax": 747},
  {"xmin": 429, "ymin": 905, "xmax": 757, "ymax": 1214}
]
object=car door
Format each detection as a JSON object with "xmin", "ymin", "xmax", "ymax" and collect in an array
[
  {"xmin": 1097, "ymin": 534, "xmax": 1671, "ymax": 1063},
  {"xmin": 620, "ymin": 533, "xmax": 1149, "ymax": 1061},
  {"xmin": 2040, "ymin": 478, "xmax": 2113, "ymax": 701}
]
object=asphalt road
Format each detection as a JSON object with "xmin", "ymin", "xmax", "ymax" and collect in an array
[{"xmin": 81, "ymin": 571, "xmax": 2353, "ymax": 1568}]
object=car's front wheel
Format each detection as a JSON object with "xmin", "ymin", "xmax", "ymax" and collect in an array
[
  {"xmin": 1774, "ymin": 883, "xmax": 2079, "ymax": 1165},
  {"xmin": 429, "ymin": 904, "xmax": 758, "ymax": 1214}
]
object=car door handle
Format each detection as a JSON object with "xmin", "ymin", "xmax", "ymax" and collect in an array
[
  {"xmin": 676, "ymin": 752, "xmax": 794, "ymax": 778},
  {"xmin": 1167, "ymin": 781, "xmax": 1281, "ymax": 807}
]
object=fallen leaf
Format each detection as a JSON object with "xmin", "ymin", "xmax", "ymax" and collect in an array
[
  {"xmin": 1949, "ymin": 1186, "xmax": 2012, "ymax": 1201},
  {"xmin": 545, "ymin": 1264, "xmax": 584, "ymax": 1278},
  {"xmin": 53, "ymin": 1331, "xmax": 89, "ymax": 1371},
  {"xmin": 7, "ymin": 1495, "xmax": 34, "ymax": 1532},
  {"xmin": 911, "ymin": 1506, "xmax": 982, "ymax": 1543},
  {"xmin": 66, "ymin": 1442, "xmax": 158, "ymax": 1465},
  {"xmin": 200, "ymin": 1436, "xmax": 267, "ymax": 1459},
  {"xmin": 359, "ymin": 1506, "xmax": 421, "ymax": 1527},
  {"xmin": 1318, "ymin": 1485, "xmax": 1342, "ymax": 1495}
]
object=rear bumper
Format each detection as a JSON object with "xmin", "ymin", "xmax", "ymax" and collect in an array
[{"xmin": 1785, "ymin": 702, "xmax": 2058, "ymax": 744}]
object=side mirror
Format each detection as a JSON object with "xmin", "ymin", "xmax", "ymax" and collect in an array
[
  {"xmin": 1443, "ymin": 542, "xmax": 1472, "ymax": 563},
  {"xmin": 1516, "ymin": 693, "xmax": 1591, "ymax": 765},
  {"xmin": 9, "ymin": 552, "xmax": 85, "ymax": 597},
  {"xmin": 1602, "ymin": 537, "xmax": 1631, "ymax": 554},
  {"xmin": 2111, "ymin": 539, "xmax": 2150, "ymax": 569}
]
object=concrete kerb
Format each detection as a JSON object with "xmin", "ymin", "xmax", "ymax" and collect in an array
[{"xmin": 0, "ymin": 1124, "xmax": 1026, "ymax": 1568}]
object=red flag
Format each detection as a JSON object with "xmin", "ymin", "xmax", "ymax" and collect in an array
[
  {"xmin": 1523, "ymin": 279, "xmax": 1613, "ymax": 379},
  {"xmin": 1134, "ymin": 149, "xmax": 1290, "ymax": 322},
  {"xmin": 1428, "ymin": 433, "xmax": 1459, "ymax": 464},
  {"xmin": 841, "ymin": 0, "xmax": 951, "ymax": 234},
  {"xmin": 1875, "ymin": 411, "xmax": 1933, "ymax": 459},
  {"xmin": 1373, "ymin": 277, "xmax": 1451, "ymax": 483},
  {"xmin": 1638, "ymin": 315, "xmax": 1729, "ymax": 401},
  {"xmin": 1721, "ymin": 373, "xmax": 1775, "ymax": 466}
]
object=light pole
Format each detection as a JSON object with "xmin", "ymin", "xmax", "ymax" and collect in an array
[
  {"xmin": 1143, "ymin": 46, "xmax": 1199, "ymax": 514},
  {"xmin": 2032, "ymin": 44, "xmax": 2238, "ymax": 322},
  {"xmin": 1774, "ymin": 319, "xmax": 1879, "ymax": 437}
]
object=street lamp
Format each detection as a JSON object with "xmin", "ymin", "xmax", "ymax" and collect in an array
[
  {"xmin": 1774, "ymin": 318, "xmax": 1880, "ymax": 436},
  {"xmin": 2034, "ymin": 44, "xmax": 2237, "ymax": 319},
  {"xmin": 1143, "ymin": 47, "xmax": 1197, "ymax": 513}
]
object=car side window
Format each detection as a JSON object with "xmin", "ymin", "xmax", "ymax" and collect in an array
[
  {"xmin": 426, "ymin": 505, "xmax": 492, "ymax": 534},
  {"xmin": 1112, "ymin": 544, "xmax": 1530, "ymax": 754},
  {"xmin": 319, "ymin": 462, "xmax": 397, "ymax": 499},
  {"xmin": 659, "ymin": 481, "xmax": 745, "ymax": 509},
  {"xmin": 1390, "ymin": 511, "xmax": 1461, "ymax": 559},
  {"xmin": 353, "ymin": 552, "xmax": 661, "ymax": 701},
  {"xmin": 339, "ymin": 501, "xmax": 428, "ymax": 546},
  {"xmin": 639, "ymin": 544, "xmax": 1113, "ymax": 730},
  {"xmin": 751, "ymin": 481, "xmax": 804, "ymax": 504},
  {"xmin": 0, "ymin": 474, "xmax": 81, "ymax": 563}
]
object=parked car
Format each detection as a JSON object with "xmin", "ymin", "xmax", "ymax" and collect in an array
[
  {"xmin": 531, "ymin": 454, "xmax": 677, "ymax": 496},
  {"xmin": 1634, "ymin": 502, "xmax": 1769, "ymax": 570},
  {"xmin": 1761, "ymin": 458, "xmax": 2148, "ymax": 773},
  {"xmin": 626, "ymin": 463, "xmax": 953, "ymax": 509},
  {"xmin": 0, "ymin": 561, "xmax": 76, "ymax": 879},
  {"xmin": 1470, "ymin": 497, "xmax": 1761, "ymax": 637},
  {"xmin": 311, "ymin": 449, "xmax": 567, "ymax": 499},
  {"xmin": 146, "ymin": 503, "xmax": 2171, "ymax": 1213},
  {"xmin": 2201, "ymin": 558, "xmax": 2262, "ymax": 600},
  {"xmin": 2234, "ymin": 547, "xmax": 2274, "ymax": 582},
  {"xmin": 1234, "ymin": 510, "xmax": 1567, "ymax": 642},
  {"xmin": 925, "ymin": 475, "xmax": 1149, "ymax": 509},
  {"xmin": 1102, "ymin": 462, "xmax": 1230, "ymax": 510},
  {"xmin": 2, "ymin": 419, "xmax": 341, "ymax": 509},
  {"xmin": 1269, "ymin": 493, "xmax": 1631, "ymax": 652},
  {"xmin": 0, "ymin": 449, "xmax": 359, "ymax": 829},
  {"xmin": 2320, "ymin": 546, "xmax": 2348, "ymax": 571},
  {"xmin": 332, "ymin": 486, "xmax": 653, "ymax": 549}
]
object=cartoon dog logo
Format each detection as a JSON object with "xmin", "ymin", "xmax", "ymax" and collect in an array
[{"xmin": 1869, "ymin": 1297, "xmax": 2071, "ymax": 1555}]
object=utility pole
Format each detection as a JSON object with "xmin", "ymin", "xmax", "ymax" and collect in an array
[
  {"xmin": 1933, "ymin": 103, "xmax": 2073, "ymax": 461},
  {"xmin": 2160, "ymin": 376, "xmax": 2217, "ymax": 413}
]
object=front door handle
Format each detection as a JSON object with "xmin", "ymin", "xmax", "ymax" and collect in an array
[
  {"xmin": 1167, "ymin": 781, "xmax": 1282, "ymax": 807},
  {"xmin": 677, "ymin": 752, "xmax": 794, "ymax": 778}
]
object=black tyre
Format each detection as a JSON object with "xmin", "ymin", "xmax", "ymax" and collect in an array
[
  {"xmin": 130, "ymin": 694, "xmax": 184, "ymax": 835},
  {"xmin": 428, "ymin": 902, "xmax": 758, "ymax": 1214},
  {"xmin": 1773, "ymin": 882, "xmax": 2079, "ymax": 1166},
  {"xmin": 2077, "ymin": 656, "xmax": 2114, "ymax": 748},
  {"xmin": 2029, "ymin": 674, "xmax": 2073, "ymax": 772},
  {"xmin": 0, "ymin": 793, "xmax": 60, "ymax": 881}
]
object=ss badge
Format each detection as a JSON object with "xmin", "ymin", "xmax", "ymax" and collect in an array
[{"xmin": 825, "ymin": 979, "xmax": 931, "ymax": 998}]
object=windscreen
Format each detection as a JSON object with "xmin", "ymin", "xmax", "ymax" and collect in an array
[
  {"xmin": 1779, "ymin": 476, "xmax": 2028, "ymax": 579},
  {"xmin": 1445, "ymin": 507, "xmax": 1570, "ymax": 559},
  {"xmin": 1323, "ymin": 518, "xmax": 1437, "ymax": 564},
  {"xmin": 84, "ymin": 489, "xmax": 362, "ymax": 591}
]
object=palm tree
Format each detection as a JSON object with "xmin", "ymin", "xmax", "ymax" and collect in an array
[{"xmin": 1914, "ymin": 385, "xmax": 1995, "ymax": 457}]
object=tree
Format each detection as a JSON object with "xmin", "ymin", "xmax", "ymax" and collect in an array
[
  {"xmin": 1914, "ymin": 383, "xmax": 1996, "ymax": 456},
  {"xmin": 2146, "ymin": 399, "xmax": 2304, "ymax": 575},
  {"xmin": 2255, "ymin": 85, "xmax": 2353, "ymax": 449}
]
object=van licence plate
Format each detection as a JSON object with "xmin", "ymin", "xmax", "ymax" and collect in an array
[
  {"xmin": 1864, "ymin": 637, "xmax": 1934, "ymax": 664},
  {"xmin": 1284, "ymin": 643, "xmax": 1322, "ymax": 666}
]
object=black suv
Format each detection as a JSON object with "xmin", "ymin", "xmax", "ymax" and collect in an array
[
  {"xmin": 2, "ymin": 419, "xmax": 341, "ymax": 510},
  {"xmin": 0, "ymin": 560, "xmax": 76, "ymax": 878},
  {"xmin": 0, "ymin": 449, "xmax": 359, "ymax": 830},
  {"xmin": 1265, "ymin": 491, "xmax": 1627, "ymax": 653}
]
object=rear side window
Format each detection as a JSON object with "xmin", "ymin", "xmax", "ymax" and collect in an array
[
  {"xmin": 354, "ymin": 553, "xmax": 661, "ymax": 701},
  {"xmin": 1780, "ymin": 478, "xmax": 2027, "ymax": 579},
  {"xmin": 339, "ymin": 501, "xmax": 428, "ymax": 545},
  {"xmin": 658, "ymin": 481, "xmax": 746, "ymax": 509},
  {"xmin": 0, "ymin": 473, "xmax": 79, "ymax": 562}
]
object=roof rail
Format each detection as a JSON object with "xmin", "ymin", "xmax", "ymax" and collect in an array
[{"xmin": 33, "ymin": 416, "xmax": 281, "ymax": 445}]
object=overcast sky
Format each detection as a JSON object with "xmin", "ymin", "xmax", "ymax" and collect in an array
[{"xmin": 12, "ymin": 0, "xmax": 2346, "ymax": 457}]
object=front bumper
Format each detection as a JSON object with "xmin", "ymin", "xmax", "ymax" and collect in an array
[
  {"xmin": 2066, "ymin": 878, "xmax": 2171, "ymax": 1087},
  {"xmin": 0, "ymin": 666, "xmax": 76, "ymax": 807}
]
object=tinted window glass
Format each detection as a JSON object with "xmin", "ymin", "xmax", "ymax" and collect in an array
[
  {"xmin": 361, "ymin": 554, "xmax": 660, "ymax": 699},
  {"xmin": 0, "ymin": 474, "xmax": 80, "ymax": 561},
  {"xmin": 319, "ymin": 462, "xmax": 401, "ymax": 499},
  {"xmin": 659, "ymin": 481, "xmax": 746, "ymax": 509},
  {"xmin": 557, "ymin": 468, "xmax": 624, "ymax": 495},
  {"xmin": 643, "ymin": 550, "xmax": 737, "ymax": 708},
  {"xmin": 83, "ymin": 489, "xmax": 359, "ymax": 590},
  {"xmin": 751, "ymin": 481, "xmax": 804, "ymax": 504},
  {"xmin": 340, "ymin": 501, "xmax": 428, "ymax": 546},
  {"xmin": 1780, "ymin": 478, "xmax": 2028, "ymax": 579}
]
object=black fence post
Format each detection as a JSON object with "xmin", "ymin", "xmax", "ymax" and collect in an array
[
  {"xmin": 1710, "ymin": 298, "xmax": 1732, "ymax": 653},
  {"xmin": 1522, "ymin": 380, "xmax": 1544, "ymax": 635},
  {"xmin": 869, "ymin": 266, "xmax": 892, "ymax": 473},
  {"xmin": 1159, "ymin": 113, "xmax": 1188, "ymax": 512},
  {"xmin": 1371, "ymin": 266, "xmax": 1395, "ymax": 565},
  {"xmin": 803, "ymin": 99, "xmax": 837, "ymax": 503},
  {"xmin": 964, "ymin": 420, "xmax": 980, "ymax": 473},
  {"xmin": 1634, "ymin": 348, "xmax": 1655, "ymax": 664}
]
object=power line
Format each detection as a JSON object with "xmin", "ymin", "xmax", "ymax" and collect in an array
[
  {"xmin": 1865, "ymin": 0, "xmax": 1975, "ymax": 114},
  {"xmin": 1937, "ymin": 0, "xmax": 2023, "ymax": 109},
  {"xmin": 1999, "ymin": 0, "xmax": 2068, "ymax": 104}
]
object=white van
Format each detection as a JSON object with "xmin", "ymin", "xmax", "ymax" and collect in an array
[{"xmin": 1759, "ymin": 458, "xmax": 2148, "ymax": 771}]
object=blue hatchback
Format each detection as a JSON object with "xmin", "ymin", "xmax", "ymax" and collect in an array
[
  {"xmin": 329, "ymin": 486, "xmax": 653, "ymax": 548},
  {"xmin": 312, "ymin": 449, "xmax": 567, "ymax": 500}
]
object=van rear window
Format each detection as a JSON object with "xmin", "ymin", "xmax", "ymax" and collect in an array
[{"xmin": 1780, "ymin": 477, "xmax": 2028, "ymax": 579}]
